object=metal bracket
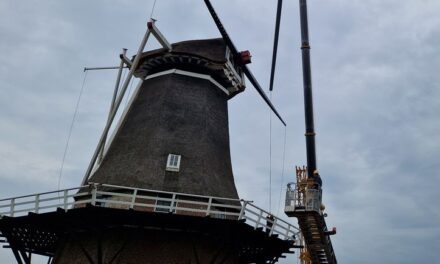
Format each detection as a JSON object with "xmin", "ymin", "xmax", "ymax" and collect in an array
[
  {"xmin": 148, "ymin": 21, "xmax": 172, "ymax": 51},
  {"xmin": 120, "ymin": 53, "xmax": 133, "ymax": 68},
  {"xmin": 81, "ymin": 21, "xmax": 152, "ymax": 186}
]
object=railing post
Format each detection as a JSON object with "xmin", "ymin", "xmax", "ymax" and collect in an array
[
  {"xmin": 130, "ymin": 189, "xmax": 138, "ymax": 209},
  {"xmin": 63, "ymin": 190, "xmax": 68, "ymax": 210},
  {"xmin": 238, "ymin": 201, "xmax": 248, "ymax": 220},
  {"xmin": 206, "ymin": 197, "xmax": 212, "ymax": 216},
  {"xmin": 170, "ymin": 193, "xmax": 176, "ymax": 213},
  {"xmin": 256, "ymin": 210, "xmax": 263, "ymax": 229},
  {"xmin": 285, "ymin": 224, "xmax": 291, "ymax": 240},
  {"xmin": 10, "ymin": 198, "xmax": 15, "ymax": 217},
  {"xmin": 293, "ymin": 189, "xmax": 298, "ymax": 207},
  {"xmin": 35, "ymin": 194, "xmax": 40, "ymax": 214},
  {"xmin": 269, "ymin": 218, "xmax": 277, "ymax": 236},
  {"xmin": 91, "ymin": 185, "xmax": 97, "ymax": 206}
]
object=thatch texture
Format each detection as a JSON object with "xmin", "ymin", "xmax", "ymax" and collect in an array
[{"xmin": 89, "ymin": 57, "xmax": 239, "ymax": 199}]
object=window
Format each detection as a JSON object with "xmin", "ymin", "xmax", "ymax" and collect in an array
[{"xmin": 166, "ymin": 154, "xmax": 181, "ymax": 172}]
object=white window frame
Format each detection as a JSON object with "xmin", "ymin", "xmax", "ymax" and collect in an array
[{"xmin": 166, "ymin": 154, "xmax": 181, "ymax": 172}]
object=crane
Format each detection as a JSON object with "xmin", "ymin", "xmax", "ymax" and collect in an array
[
  {"xmin": 276, "ymin": 1, "xmax": 338, "ymax": 263},
  {"xmin": 202, "ymin": 0, "xmax": 338, "ymax": 262}
]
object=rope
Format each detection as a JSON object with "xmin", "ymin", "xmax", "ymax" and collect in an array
[
  {"xmin": 149, "ymin": 0, "xmax": 158, "ymax": 19},
  {"xmin": 57, "ymin": 71, "xmax": 88, "ymax": 190},
  {"xmin": 277, "ymin": 126, "xmax": 287, "ymax": 215}
]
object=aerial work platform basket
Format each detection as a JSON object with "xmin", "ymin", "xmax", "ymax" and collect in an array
[
  {"xmin": 285, "ymin": 166, "xmax": 322, "ymax": 216},
  {"xmin": 284, "ymin": 167, "xmax": 337, "ymax": 264}
]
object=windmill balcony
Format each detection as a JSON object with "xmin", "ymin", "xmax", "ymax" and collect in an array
[{"xmin": 0, "ymin": 183, "xmax": 300, "ymax": 243}]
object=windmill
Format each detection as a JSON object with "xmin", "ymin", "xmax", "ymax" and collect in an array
[{"xmin": 0, "ymin": 2, "xmax": 303, "ymax": 264}]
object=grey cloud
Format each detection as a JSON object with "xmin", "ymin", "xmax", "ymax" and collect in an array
[{"xmin": 1, "ymin": 0, "xmax": 440, "ymax": 263}]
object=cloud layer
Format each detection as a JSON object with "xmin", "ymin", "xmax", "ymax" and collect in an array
[{"xmin": 1, "ymin": 0, "xmax": 439, "ymax": 263}]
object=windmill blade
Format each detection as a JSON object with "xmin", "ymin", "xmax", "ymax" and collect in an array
[
  {"xmin": 243, "ymin": 66, "xmax": 286, "ymax": 126},
  {"xmin": 269, "ymin": 0, "xmax": 283, "ymax": 92},
  {"xmin": 203, "ymin": 0, "xmax": 287, "ymax": 126},
  {"xmin": 203, "ymin": 0, "xmax": 239, "ymax": 54}
]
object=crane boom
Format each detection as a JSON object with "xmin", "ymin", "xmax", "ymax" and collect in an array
[{"xmin": 285, "ymin": 1, "xmax": 338, "ymax": 263}]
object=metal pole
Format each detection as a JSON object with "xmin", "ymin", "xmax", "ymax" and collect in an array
[
  {"xmin": 81, "ymin": 79, "xmax": 145, "ymax": 186},
  {"xmin": 98, "ymin": 48, "xmax": 127, "ymax": 164},
  {"xmin": 299, "ymin": 0, "xmax": 318, "ymax": 184},
  {"xmin": 84, "ymin": 66, "xmax": 128, "ymax": 71},
  {"xmin": 81, "ymin": 22, "xmax": 152, "ymax": 186},
  {"xmin": 148, "ymin": 21, "xmax": 172, "ymax": 50}
]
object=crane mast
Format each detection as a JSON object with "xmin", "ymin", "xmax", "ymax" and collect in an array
[
  {"xmin": 285, "ymin": 1, "xmax": 337, "ymax": 263},
  {"xmin": 299, "ymin": 0, "xmax": 318, "ymax": 183}
]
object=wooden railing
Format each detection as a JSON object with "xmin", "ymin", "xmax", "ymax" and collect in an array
[{"xmin": 0, "ymin": 183, "xmax": 299, "ymax": 242}]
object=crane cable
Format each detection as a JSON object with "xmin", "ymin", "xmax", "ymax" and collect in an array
[
  {"xmin": 268, "ymin": 0, "xmax": 284, "ymax": 213},
  {"xmin": 149, "ymin": 0, "xmax": 158, "ymax": 19},
  {"xmin": 277, "ymin": 126, "xmax": 287, "ymax": 216},
  {"xmin": 269, "ymin": 92, "xmax": 273, "ymax": 212},
  {"xmin": 269, "ymin": 92, "xmax": 288, "ymax": 216},
  {"xmin": 57, "ymin": 71, "xmax": 88, "ymax": 190}
]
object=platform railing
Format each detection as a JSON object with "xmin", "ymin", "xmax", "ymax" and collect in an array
[
  {"xmin": 285, "ymin": 183, "xmax": 322, "ymax": 214},
  {"xmin": 0, "ymin": 183, "xmax": 299, "ymax": 242}
]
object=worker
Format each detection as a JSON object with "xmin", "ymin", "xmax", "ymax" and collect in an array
[{"xmin": 313, "ymin": 169, "xmax": 322, "ymax": 188}]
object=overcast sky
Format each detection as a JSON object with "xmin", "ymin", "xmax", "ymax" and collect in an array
[{"xmin": 1, "ymin": 0, "xmax": 439, "ymax": 263}]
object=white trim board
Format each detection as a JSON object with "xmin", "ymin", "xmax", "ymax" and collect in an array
[{"xmin": 146, "ymin": 69, "xmax": 229, "ymax": 95}]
